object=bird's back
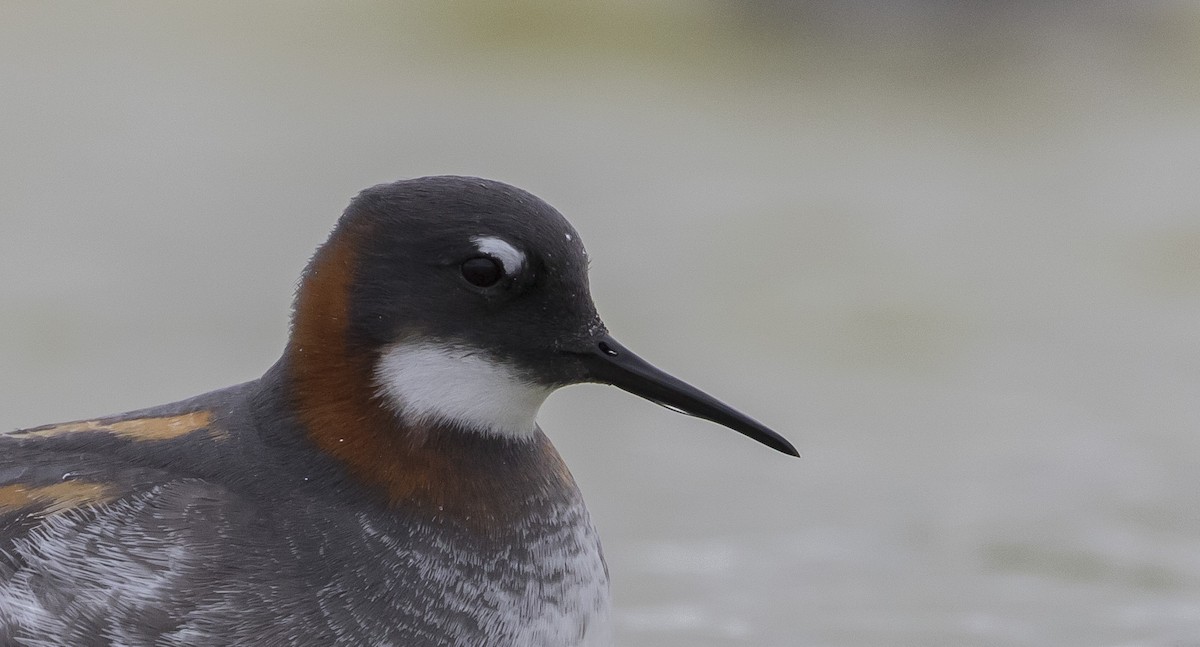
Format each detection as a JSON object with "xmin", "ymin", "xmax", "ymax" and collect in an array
[{"xmin": 0, "ymin": 375, "xmax": 611, "ymax": 646}]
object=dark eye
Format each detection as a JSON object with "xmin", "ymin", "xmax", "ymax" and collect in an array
[{"xmin": 461, "ymin": 256, "xmax": 504, "ymax": 287}]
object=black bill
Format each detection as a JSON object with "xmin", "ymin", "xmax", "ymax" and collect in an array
[{"xmin": 574, "ymin": 334, "xmax": 798, "ymax": 457}]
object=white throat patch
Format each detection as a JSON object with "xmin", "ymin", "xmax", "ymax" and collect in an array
[{"xmin": 374, "ymin": 342, "xmax": 553, "ymax": 438}]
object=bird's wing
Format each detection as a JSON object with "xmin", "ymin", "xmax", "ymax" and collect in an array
[
  {"xmin": 0, "ymin": 436, "xmax": 301, "ymax": 644},
  {"xmin": 0, "ymin": 409, "xmax": 229, "ymax": 556}
]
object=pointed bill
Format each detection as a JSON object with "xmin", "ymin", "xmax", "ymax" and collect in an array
[{"xmin": 572, "ymin": 334, "xmax": 798, "ymax": 457}]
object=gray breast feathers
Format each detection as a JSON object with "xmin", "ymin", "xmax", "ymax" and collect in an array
[{"xmin": 0, "ymin": 476, "xmax": 611, "ymax": 646}]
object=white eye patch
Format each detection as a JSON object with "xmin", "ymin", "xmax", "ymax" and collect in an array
[
  {"xmin": 471, "ymin": 236, "xmax": 525, "ymax": 275},
  {"xmin": 374, "ymin": 341, "xmax": 552, "ymax": 438}
]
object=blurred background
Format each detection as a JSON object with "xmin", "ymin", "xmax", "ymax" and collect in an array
[{"xmin": 2, "ymin": 2, "xmax": 1199, "ymax": 645}]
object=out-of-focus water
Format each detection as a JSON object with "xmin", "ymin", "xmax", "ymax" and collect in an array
[{"xmin": 2, "ymin": 3, "xmax": 1199, "ymax": 645}]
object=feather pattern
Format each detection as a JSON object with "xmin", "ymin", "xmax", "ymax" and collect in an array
[{"xmin": 0, "ymin": 375, "xmax": 610, "ymax": 646}]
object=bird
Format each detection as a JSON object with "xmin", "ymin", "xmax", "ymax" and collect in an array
[{"xmin": 0, "ymin": 176, "xmax": 796, "ymax": 646}]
